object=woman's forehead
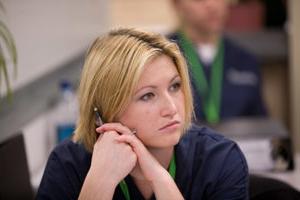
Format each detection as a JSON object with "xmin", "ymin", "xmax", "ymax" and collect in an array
[{"xmin": 135, "ymin": 55, "xmax": 179, "ymax": 90}]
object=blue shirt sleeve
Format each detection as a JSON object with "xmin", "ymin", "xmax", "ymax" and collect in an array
[{"xmin": 207, "ymin": 143, "xmax": 249, "ymax": 200}]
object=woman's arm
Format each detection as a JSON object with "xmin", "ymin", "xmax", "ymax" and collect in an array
[
  {"xmin": 78, "ymin": 168, "xmax": 117, "ymax": 200},
  {"xmin": 149, "ymin": 168, "xmax": 184, "ymax": 200},
  {"xmin": 78, "ymin": 131, "xmax": 137, "ymax": 200}
]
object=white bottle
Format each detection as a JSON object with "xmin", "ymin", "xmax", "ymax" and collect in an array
[{"xmin": 55, "ymin": 80, "xmax": 78, "ymax": 143}]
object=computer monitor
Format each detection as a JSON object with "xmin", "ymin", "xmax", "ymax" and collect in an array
[{"xmin": 0, "ymin": 133, "xmax": 34, "ymax": 200}]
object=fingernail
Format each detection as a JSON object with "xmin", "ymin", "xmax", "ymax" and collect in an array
[{"xmin": 96, "ymin": 127, "xmax": 103, "ymax": 132}]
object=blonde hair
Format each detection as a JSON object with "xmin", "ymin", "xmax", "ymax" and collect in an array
[{"xmin": 74, "ymin": 28, "xmax": 193, "ymax": 152}]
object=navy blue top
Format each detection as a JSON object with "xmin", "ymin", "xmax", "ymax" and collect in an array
[
  {"xmin": 168, "ymin": 32, "xmax": 267, "ymax": 122},
  {"xmin": 37, "ymin": 125, "xmax": 248, "ymax": 200}
]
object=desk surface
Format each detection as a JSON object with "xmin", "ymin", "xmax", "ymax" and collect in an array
[{"xmin": 255, "ymin": 153, "xmax": 300, "ymax": 191}]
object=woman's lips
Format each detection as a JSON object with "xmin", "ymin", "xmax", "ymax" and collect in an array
[{"xmin": 158, "ymin": 121, "xmax": 180, "ymax": 131}]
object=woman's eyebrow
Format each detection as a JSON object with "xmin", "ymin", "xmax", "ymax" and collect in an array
[{"xmin": 170, "ymin": 74, "xmax": 180, "ymax": 83}]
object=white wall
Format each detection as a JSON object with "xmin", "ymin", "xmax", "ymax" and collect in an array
[
  {"xmin": 22, "ymin": 112, "xmax": 50, "ymax": 189},
  {"xmin": 22, "ymin": 103, "xmax": 74, "ymax": 189},
  {"xmin": 1, "ymin": 0, "xmax": 109, "ymax": 189},
  {"xmin": 1, "ymin": 0, "xmax": 109, "ymax": 95},
  {"xmin": 110, "ymin": 0, "xmax": 177, "ymax": 33}
]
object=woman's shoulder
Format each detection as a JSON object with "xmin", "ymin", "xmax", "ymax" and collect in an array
[
  {"xmin": 176, "ymin": 124, "xmax": 249, "ymax": 199},
  {"xmin": 37, "ymin": 139, "xmax": 91, "ymax": 199},
  {"xmin": 44, "ymin": 139, "xmax": 92, "ymax": 178},
  {"xmin": 177, "ymin": 123, "xmax": 247, "ymax": 164},
  {"xmin": 50, "ymin": 139, "xmax": 91, "ymax": 164}
]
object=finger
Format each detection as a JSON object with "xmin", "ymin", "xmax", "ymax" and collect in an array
[
  {"xmin": 96, "ymin": 123, "xmax": 135, "ymax": 136},
  {"xmin": 116, "ymin": 135, "xmax": 148, "ymax": 158},
  {"xmin": 95, "ymin": 130, "xmax": 118, "ymax": 144}
]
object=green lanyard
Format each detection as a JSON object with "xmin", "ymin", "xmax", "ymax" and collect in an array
[
  {"xmin": 119, "ymin": 154, "xmax": 176, "ymax": 200},
  {"xmin": 178, "ymin": 31, "xmax": 224, "ymax": 123}
]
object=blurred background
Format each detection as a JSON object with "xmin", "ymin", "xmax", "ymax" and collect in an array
[{"xmin": 0, "ymin": 0, "xmax": 299, "ymax": 198}]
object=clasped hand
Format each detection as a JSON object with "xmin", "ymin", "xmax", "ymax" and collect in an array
[{"xmin": 91, "ymin": 123, "xmax": 165, "ymax": 185}]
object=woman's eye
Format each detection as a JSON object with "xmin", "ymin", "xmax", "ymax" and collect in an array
[
  {"xmin": 169, "ymin": 81, "xmax": 181, "ymax": 92},
  {"xmin": 140, "ymin": 93, "xmax": 155, "ymax": 101}
]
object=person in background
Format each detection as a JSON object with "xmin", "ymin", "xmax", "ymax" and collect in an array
[
  {"xmin": 169, "ymin": 0, "xmax": 267, "ymax": 124},
  {"xmin": 36, "ymin": 28, "xmax": 249, "ymax": 199}
]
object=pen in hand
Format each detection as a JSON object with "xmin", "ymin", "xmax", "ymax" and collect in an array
[
  {"xmin": 94, "ymin": 107, "xmax": 137, "ymax": 135},
  {"xmin": 94, "ymin": 107, "xmax": 104, "ymax": 127}
]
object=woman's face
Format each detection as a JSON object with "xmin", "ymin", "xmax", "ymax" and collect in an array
[{"xmin": 118, "ymin": 55, "xmax": 185, "ymax": 149}]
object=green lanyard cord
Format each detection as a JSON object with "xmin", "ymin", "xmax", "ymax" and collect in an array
[
  {"xmin": 178, "ymin": 31, "xmax": 224, "ymax": 123},
  {"xmin": 119, "ymin": 180, "xmax": 130, "ymax": 200},
  {"xmin": 119, "ymin": 154, "xmax": 176, "ymax": 200}
]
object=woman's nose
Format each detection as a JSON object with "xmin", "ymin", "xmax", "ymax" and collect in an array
[{"xmin": 160, "ymin": 94, "xmax": 177, "ymax": 118}]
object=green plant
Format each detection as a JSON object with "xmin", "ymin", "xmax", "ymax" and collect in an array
[{"xmin": 0, "ymin": 2, "xmax": 17, "ymax": 101}]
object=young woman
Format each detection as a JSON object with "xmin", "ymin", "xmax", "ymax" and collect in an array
[{"xmin": 37, "ymin": 28, "xmax": 249, "ymax": 200}]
